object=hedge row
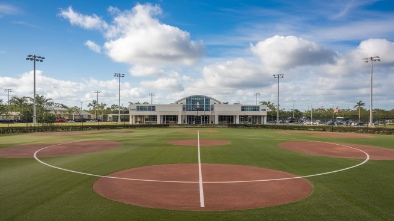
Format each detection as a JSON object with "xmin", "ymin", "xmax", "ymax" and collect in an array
[
  {"xmin": 0, "ymin": 124, "xmax": 169, "ymax": 134},
  {"xmin": 1, "ymin": 123, "xmax": 394, "ymax": 135},
  {"xmin": 226, "ymin": 124, "xmax": 394, "ymax": 135}
]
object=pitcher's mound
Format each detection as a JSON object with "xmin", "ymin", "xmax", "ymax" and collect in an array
[{"xmin": 93, "ymin": 164, "xmax": 312, "ymax": 211}]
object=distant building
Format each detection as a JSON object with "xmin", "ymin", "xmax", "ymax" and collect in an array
[
  {"xmin": 50, "ymin": 108, "xmax": 93, "ymax": 120},
  {"xmin": 0, "ymin": 112, "xmax": 21, "ymax": 121},
  {"xmin": 128, "ymin": 95, "xmax": 267, "ymax": 125}
]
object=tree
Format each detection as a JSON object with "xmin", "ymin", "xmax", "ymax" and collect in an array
[
  {"xmin": 65, "ymin": 106, "xmax": 79, "ymax": 120},
  {"xmin": 97, "ymin": 102, "xmax": 107, "ymax": 120},
  {"xmin": 0, "ymin": 99, "xmax": 6, "ymax": 116},
  {"xmin": 354, "ymin": 100, "xmax": 365, "ymax": 123},
  {"xmin": 87, "ymin": 100, "xmax": 98, "ymax": 119},
  {"xmin": 27, "ymin": 94, "xmax": 54, "ymax": 123},
  {"xmin": 111, "ymin": 104, "xmax": 119, "ymax": 112},
  {"xmin": 261, "ymin": 101, "xmax": 276, "ymax": 122},
  {"xmin": 10, "ymin": 96, "xmax": 30, "ymax": 122}
]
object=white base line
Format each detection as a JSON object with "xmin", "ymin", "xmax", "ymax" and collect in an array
[{"xmin": 197, "ymin": 130, "xmax": 205, "ymax": 207}]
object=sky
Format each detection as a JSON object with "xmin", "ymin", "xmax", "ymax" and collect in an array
[{"xmin": 1, "ymin": 0, "xmax": 394, "ymax": 111}]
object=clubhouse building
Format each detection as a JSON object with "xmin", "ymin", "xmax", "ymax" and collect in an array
[{"xmin": 128, "ymin": 95, "xmax": 267, "ymax": 125}]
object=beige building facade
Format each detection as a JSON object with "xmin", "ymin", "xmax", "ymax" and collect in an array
[{"xmin": 128, "ymin": 95, "xmax": 267, "ymax": 125}]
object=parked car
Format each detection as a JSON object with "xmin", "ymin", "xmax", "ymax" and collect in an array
[
  {"xmin": 55, "ymin": 118, "xmax": 67, "ymax": 123},
  {"xmin": 326, "ymin": 121, "xmax": 335, "ymax": 125}
]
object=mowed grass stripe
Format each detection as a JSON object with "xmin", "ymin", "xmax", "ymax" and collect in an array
[{"xmin": 0, "ymin": 128, "xmax": 393, "ymax": 220}]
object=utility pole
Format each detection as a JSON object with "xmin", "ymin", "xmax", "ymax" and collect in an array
[{"xmin": 94, "ymin": 90, "xmax": 101, "ymax": 120}]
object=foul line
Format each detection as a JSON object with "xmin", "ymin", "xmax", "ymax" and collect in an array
[{"xmin": 197, "ymin": 130, "xmax": 205, "ymax": 207}]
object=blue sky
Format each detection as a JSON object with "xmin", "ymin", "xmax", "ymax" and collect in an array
[{"xmin": 1, "ymin": 0, "xmax": 394, "ymax": 111}]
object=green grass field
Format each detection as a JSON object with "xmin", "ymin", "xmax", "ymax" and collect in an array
[{"xmin": 1, "ymin": 128, "xmax": 393, "ymax": 221}]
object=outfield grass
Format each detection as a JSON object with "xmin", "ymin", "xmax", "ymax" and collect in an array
[{"xmin": 0, "ymin": 128, "xmax": 393, "ymax": 220}]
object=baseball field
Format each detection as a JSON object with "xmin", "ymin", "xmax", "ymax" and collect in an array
[{"xmin": 1, "ymin": 128, "xmax": 393, "ymax": 220}]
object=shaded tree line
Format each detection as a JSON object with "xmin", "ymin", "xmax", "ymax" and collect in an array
[{"xmin": 261, "ymin": 100, "xmax": 394, "ymax": 123}]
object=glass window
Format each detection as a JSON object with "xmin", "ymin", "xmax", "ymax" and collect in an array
[
  {"xmin": 241, "ymin": 106, "xmax": 260, "ymax": 111},
  {"xmin": 185, "ymin": 96, "xmax": 211, "ymax": 111},
  {"xmin": 136, "ymin": 106, "xmax": 156, "ymax": 111}
]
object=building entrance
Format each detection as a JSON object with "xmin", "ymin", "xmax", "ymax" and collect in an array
[{"xmin": 187, "ymin": 115, "xmax": 210, "ymax": 124}]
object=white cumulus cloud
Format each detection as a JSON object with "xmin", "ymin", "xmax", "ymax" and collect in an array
[
  {"xmin": 85, "ymin": 40, "xmax": 101, "ymax": 53},
  {"xmin": 59, "ymin": 4, "xmax": 204, "ymax": 69},
  {"xmin": 251, "ymin": 35, "xmax": 338, "ymax": 71},
  {"xmin": 201, "ymin": 58, "xmax": 269, "ymax": 89},
  {"xmin": 140, "ymin": 77, "xmax": 184, "ymax": 92},
  {"xmin": 59, "ymin": 6, "xmax": 108, "ymax": 30}
]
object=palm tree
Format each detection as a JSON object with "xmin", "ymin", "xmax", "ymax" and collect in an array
[
  {"xmin": 87, "ymin": 100, "xmax": 98, "ymax": 119},
  {"xmin": 65, "ymin": 106, "xmax": 78, "ymax": 120},
  {"xmin": 97, "ymin": 102, "xmax": 107, "ymax": 121},
  {"xmin": 0, "ymin": 99, "xmax": 6, "ymax": 115},
  {"xmin": 27, "ymin": 94, "xmax": 54, "ymax": 123},
  {"xmin": 261, "ymin": 101, "xmax": 276, "ymax": 122},
  {"xmin": 10, "ymin": 96, "xmax": 29, "ymax": 122},
  {"xmin": 354, "ymin": 100, "xmax": 365, "ymax": 123}
]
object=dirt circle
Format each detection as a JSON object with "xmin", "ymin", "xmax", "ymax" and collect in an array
[
  {"xmin": 276, "ymin": 131, "xmax": 374, "ymax": 139},
  {"xmin": 93, "ymin": 164, "xmax": 312, "ymax": 211},
  {"xmin": 0, "ymin": 140, "xmax": 122, "ymax": 158},
  {"xmin": 279, "ymin": 141, "xmax": 394, "ymax": 160},
  {"xmin": 168, "ymin": 139, "xmax": 230, "ymax": 146}
]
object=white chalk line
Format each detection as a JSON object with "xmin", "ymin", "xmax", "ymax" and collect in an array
[
  {"xmin": 34, "ymin": 139, "xmax": 370, "ymax": 184},
  {"xmin": 197, "ymin": 130, "xmax": 205, "ymax": 207}
]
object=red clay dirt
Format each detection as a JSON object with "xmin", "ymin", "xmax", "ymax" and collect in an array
[
  {"xmin": 279, "ymin": 141, "xmax": 394, "ymax": 160},
  {"xmin": 276, "ymin": 131, "xmax": 374, "ymax": 139},
  {"xmin": 93, "ymin": 164, "xmax": 312, "ymax": 211},
  {"xmin": 0, "ymin": 140, "xmax": 122, "ymax": 158},
  {"xmin": 168, "ymin": 139, "xmax": 230, "ymax": 146}
]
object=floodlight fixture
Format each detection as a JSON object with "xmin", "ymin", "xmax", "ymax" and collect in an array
[
  {"xmin": 114, "ymin": 73, "xmax": 125, "ymax": 124},
  {"xmin": 364, "ymin": 56, "xmax": 380, "ymax": 127},
  {"xmin": 26, "ymin": 54, "xmax": 45, "ymax": 125},
  {"xmin": 149, "ymin": 93, "xmax": 155, "ymax": 104},
  {"xmin": 273, "ymin": 74, "xmax": 284, "ymax": 124}
]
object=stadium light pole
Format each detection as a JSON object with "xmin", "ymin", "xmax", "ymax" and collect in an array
[
  {"xmin": 26, "ymin": 54, "xmax": 45, "ymax": 125},
  {"xmin": 273, "ymin": 74, "xmax": 284, "ymax": 124},
  {"xmin": 292, "ymin": 99, "xmax": 295, "ymax": 119},
  {"xmin": 94, "ymin": 90, "xmax": 101, "ymax": 120},
  {"xmin": 149, "ymin": 93, "xmax": 155, "ymax": 104},
  {"xmin": 4, "ymin": 89, "xmax": 12, "ymax": 105},
  {"xmin": 114, "ymin": 73, "xmax": 124, "ymax": 124},
  {"xmin": 254, "ymin": 92, "xmax": 260, "ymax": 105},
  {"xmin": 364, "ymin": 56, "xmax": 380, "ymax": 127}
]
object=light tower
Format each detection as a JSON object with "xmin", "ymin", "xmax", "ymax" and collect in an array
[
  {"xmin": 94, "ymin": 90, "xmax": 101, "ymax": 120},
  {"xmin": 114, "ymin": 73, "xmax": 125, "ymax": 124},
  {"xmin": 364, "ymin": 56, "xmax": 380, "ymax": 127},
  {"xmin": 273, "ymin": 74, "xmax": 284, "ymax": 124},
  {"xmin": 254, "ymin": 92, "xmax": 260, "ymax": 105},
  {"xmin": 149, "ymin": 93, "xmax": 155, "ymax": 104},
  {"xmin": 4, "ymin": 89, "xmax": 12, "ymax": 105},
  {"xmin": 26, "ymin": 55, "xmax": 45, "ymax": 125}
]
